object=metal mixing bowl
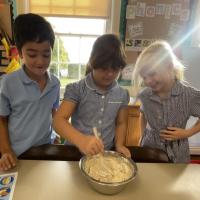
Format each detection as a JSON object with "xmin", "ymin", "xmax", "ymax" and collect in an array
[{"xmin": 79, "ymin": 151, "xmax": 137, "ymax": 195}]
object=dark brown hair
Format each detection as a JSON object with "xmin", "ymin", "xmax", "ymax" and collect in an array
[
  {"xmin": 14, "ymin": 13, "xmax": 55, "ymax": 51},
  {"xmin": 86, "ymin": 34, "xmax": 126, "ymax": 74}
]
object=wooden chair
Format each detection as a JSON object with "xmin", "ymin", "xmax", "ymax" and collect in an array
[{"xmin": 126, "ymin": 105, "xmax": 142, "ymax": 146}]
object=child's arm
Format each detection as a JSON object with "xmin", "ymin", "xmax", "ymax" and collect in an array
[
  {"xmin": 53, "ymin": 100, "xmax": 104, "ymax": 155},
  {"xmin": 160, "ymin": 89, "xmax": 200, "ymax": 141},
  {"xmin": 115, "ymin": 106, "xmax": 131, "ymax": 158},
  {"xmin": 0, "ymin": 116, "xmax": 17, "ymax": 171},
  {"xmin": 160, "ymin": 118, "xmax": 200, "ymax": 141}
]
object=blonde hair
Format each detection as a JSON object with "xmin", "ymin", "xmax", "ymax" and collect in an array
[{"xmin": 133, "ymin": 40, "xmax": 185, "ymax": 91}]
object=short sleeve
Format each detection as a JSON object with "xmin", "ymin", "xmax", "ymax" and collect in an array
[
  {"xmin": 0, "ymin": 77, "xmax": 11, "ymax": 116},
  {"xmin": 64, "ymin": 82, "xmax": 81, "ymax": 103},
  {"xmin": 190, "ymin": 89, "xmax": 200, "ymax": 117},
  {"xmin": 53, "ymin": 88, "xmax": 60, "ymax": 109},
  {"xmin": 120, "ymin": 89, "xmax": 130, "ymax": 108}
]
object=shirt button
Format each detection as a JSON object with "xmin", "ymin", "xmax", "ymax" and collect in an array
[
  {"xmin": 101, "ymin": 108, "xmax": 104, "ymax": 112},
  {"xmin": 102, "ymin": 96, "xmax": 105, "ymax": 99},
  {"xmin": 98, "ymin": 120, "xmax": 102, "ymax": 124}
]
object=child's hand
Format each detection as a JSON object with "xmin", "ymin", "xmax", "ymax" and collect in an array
[
  {"xmin": 160, "ymin": 127, "xmax": 190, "ymax": 141},
  {"xmin": 116, "ymin": 145, "xmax": 131, "ymax": 158},
  {"xmin": 0, "ymin": 151, "xmax": 18, "ymax": 171},
  {"xmin": 78, "ymin": 135, "xmax": 104, "ymax": 156}
]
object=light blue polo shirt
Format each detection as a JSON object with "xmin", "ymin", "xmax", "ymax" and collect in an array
[
  {"xmin": 64, "ymin": 73, "xmax": 129, "ymax": 149},
  {"xmin": 0, "ymin": 66, "xmax": 60, "ymax": 156}
]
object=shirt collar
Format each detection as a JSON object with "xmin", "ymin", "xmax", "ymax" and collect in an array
[
  {"xmin": 170, "ymin": 80, "xmax": 184, "ymax": 96},
  {"xmin": 147, "ymin": 80, "xmax": 184, "ymax": 102},
  {"xmin": 19, "ymin": 65, "xmax": 51, "ymax": 85},
  {"xmin": 85, "ymin": 72, "xmax": 118, "ymax": 94}
]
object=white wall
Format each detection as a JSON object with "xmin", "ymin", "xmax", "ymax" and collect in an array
[
  {"xmin": 183, "ymin": 47, "xmax": 200, "ymax": 89},
  {"xmin": 182, "ymin": 46, "xmax": 200, "ymax": 153}
]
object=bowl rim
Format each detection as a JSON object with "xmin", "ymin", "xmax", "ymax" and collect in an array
[{"xmin": 79, "ymin": 150, "xmax": 138, "ymax": 185}]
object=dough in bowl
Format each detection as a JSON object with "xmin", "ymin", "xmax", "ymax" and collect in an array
[{"xmin": 83, "ymin": 153, "xmax": 133, "ymax": 183}]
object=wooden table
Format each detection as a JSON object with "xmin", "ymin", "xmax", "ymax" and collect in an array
[{"xmin": 1, "ymin": 160, "xmax": 200, "ymax": 200}]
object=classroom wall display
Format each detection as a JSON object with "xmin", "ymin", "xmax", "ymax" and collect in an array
[
  {"xmin": 118, "ymin": 64, "xmax": 134, "ymax": 86},
  {"xmin": 0, "ymin": 0, "xmax": 15, "ymax": 75},
  {"xmin": 0, "ymin": 0, "xmax": 14, "ymax": 41},
  {"xmin": 0, "ymin": 45, "xmax": 9, "ymax": 72},
  {"xmin": 125, "ymin": 0, "xmax": 194, "ymax": 51}
]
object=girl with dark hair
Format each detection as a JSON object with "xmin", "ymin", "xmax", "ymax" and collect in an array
[{"xmin": 53, "ymin": 34, "xmax": 131, "ymax": 157}]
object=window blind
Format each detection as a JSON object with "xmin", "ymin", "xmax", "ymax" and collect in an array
[{"xmin": 29, "ymin": 0, "xmax": 111, "ymax": 18}]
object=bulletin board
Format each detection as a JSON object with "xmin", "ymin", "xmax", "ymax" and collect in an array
[{"xmin": 125, "ymin": 0, "xmax": 192, "ymax": 51}]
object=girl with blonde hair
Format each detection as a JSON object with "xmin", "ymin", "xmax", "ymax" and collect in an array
[{"xmin": 133, "ymin": 40, "xmax": 200, "ymax": 163}]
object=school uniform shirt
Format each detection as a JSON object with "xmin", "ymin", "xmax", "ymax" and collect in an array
[
  {"xmin": 64, "ymin": 73, "xmax": 129, "ymax": 150},
  {"xmin": 139, "ymin": 80, "xmax": 200, "ymax": 163},
  {"xmin": 0, "ymin": 66, "xmax": 60, "ymax": 156}
]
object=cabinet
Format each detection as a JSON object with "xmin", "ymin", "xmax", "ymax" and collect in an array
[{"xmin": 126, "ymin": 105, "xmax": 141, "ymax": 146}]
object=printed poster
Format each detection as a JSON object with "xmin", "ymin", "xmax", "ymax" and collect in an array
[
  {"xmin": 118, "ymin": 65, "xmax": 134, "ymax": 86},
  {"xmin": 126, "ymin": 5, "xmax": 136, "ymax": 19},
  {"xmin": 125, "ymin": 38, "xmax": 156, "ymax": 51},
  {"xmin": 127, "ymin": 22, "xmax": 143, "ymax": 38},
  {"xmin": 0, "ymin": 172, "xmax": 18, "ymax": 200}
]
